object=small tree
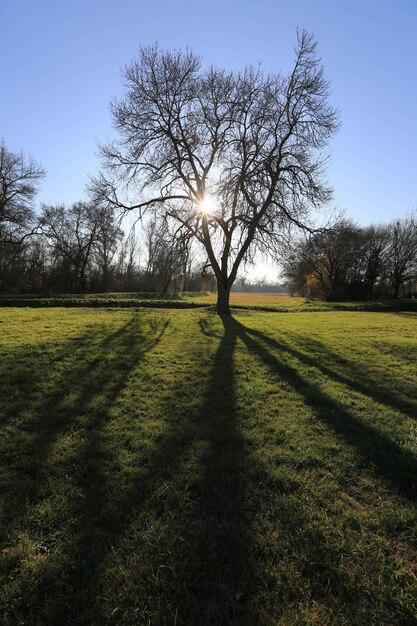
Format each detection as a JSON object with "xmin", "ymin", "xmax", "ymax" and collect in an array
[
  {"xmin": 118, "ymin": 227, "xmax": 141, "ymax": 291},
  {"xmin": 95, "ymin": 31, "xmax": 339, "ymax": 313}
]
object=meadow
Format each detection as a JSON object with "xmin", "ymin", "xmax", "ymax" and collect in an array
[{"xmin": 1, "ymin": 304, "xmax": 417, "ymax": 624}]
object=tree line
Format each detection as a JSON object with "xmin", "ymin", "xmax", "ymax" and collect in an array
[
  {"xmin": 2, "ymin": 136, "xmax": 417, "ymax": 299},
  {"xmin": 284, "ymin": 217, "xmax": 417, "ymax": 300}
]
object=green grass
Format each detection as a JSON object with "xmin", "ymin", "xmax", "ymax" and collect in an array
[{"xmin": 1, "ymin": 307, "xmax": 417, "ymax": 624}]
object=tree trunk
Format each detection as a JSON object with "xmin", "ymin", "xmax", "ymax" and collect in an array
[{"xmin": 216, "ymin": 281, "xmax": 231, "ymax": 315}]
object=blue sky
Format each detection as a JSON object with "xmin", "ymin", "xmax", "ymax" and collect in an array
[{"xmin": 1, "ymin": 0, "xmax": 416, "ymax": 229}]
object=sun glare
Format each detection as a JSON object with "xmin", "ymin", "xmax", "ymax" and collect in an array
[{"xmin": 199, "ymin": 195, "xmax": 217, "ymax": 215}]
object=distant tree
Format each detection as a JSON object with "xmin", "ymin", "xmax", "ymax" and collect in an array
[
  {"xmin": 285, "ymin": 221, "xmax": 360, "ymax": 300},
  {"xmin": 144, "ymin": 218, "xmax": 192, "ymax": 292},
  {"xmin": 25, "ymin": 236, "xmax": 49, "ymax": 292},
  {"xmin": 0, "ymin": 140, "xmax": 45, "ymax": 291},
  {"xmin": 283, "ymin": 219, "xmax": 392, "ymax": 300},
  {"xmin": 360, "ymin": 225, "xmax": 389, "ymax": 299},
  {"xmin": 0, "ymin": 238, "xmax": 26, "ymax": 291},
  {"xmin": 0, "ymin": 139, "xmax": 45, "ymax": 243},
  {"xmin": 284, "ymin": 216, "xmax": 417, "ymax": 301},
  {"xmin": 93, "ymin": 207, "xmax": 123, "ymax": 291},
  {"xmin": 387, "ymin": 215, "xmax": 417, "ymax": 297},
  {"xmin": 94, "ymin": 31, "xmax": 339, "ymax": 313},
  {"xmin": 118, "ymin": 227, "xmax": 141, "ymax": 290},
  {"xmin": 40, "ymin": 202, "xmax": 103, "ymax": 292}
]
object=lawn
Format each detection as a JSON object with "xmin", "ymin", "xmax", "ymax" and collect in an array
[{"xmin": 1, "ymin": 307, "xmax": 417, "ymax": 625}]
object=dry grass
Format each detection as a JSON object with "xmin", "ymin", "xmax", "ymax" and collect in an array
[{"xmin": 225, "ymin": 292, "xmax": 299, "ymax": 305}]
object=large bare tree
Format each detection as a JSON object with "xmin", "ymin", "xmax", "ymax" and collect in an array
[{"xmin": 95, "ymin": 31, "xmax": 339, "ymax": 313}]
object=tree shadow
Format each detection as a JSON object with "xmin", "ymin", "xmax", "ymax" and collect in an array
[
  {"xmin": 217, "ymin": 315, "xmax": 417, "ymax": 623},
  {"xmin": 177, "ymin": 314, "xmax": 255, "ymax": 623},
  {"xmin": 70, "ymin": 313, "xmax": 256, "ymax": 625},
  {"xmin": 0, "ymin": 314, "xmax": 169, "ymax": 622},
  {"xmin": 196, "ymin": 315, "xmax": 414, "ymax": 624},
  {"xmin": 1, "ymin": 314, "xmax": 168, "ymax": 531},
  {"xmin": 228, "ymin": 316, "xmax": 417, "ymax": 505},
  {"xmin": 1, "ymin": 312, "xmax": 258, "ymax": 625},
  {"xmin": 284, "ymin": 332, "xmax": 417, "ymax": 418}
]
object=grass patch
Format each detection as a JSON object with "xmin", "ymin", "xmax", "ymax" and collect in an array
[{"xmin": 1, "ymin": 308, "xmax": 417, "ymax": 624}]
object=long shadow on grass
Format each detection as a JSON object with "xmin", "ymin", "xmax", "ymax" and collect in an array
[
  {"xmin": 199, "ymin": 316, "xmax": 417, "ymax": 624},
  {"xmin": 224, "ymin": 316, "xmax": 417, "ymax": 623},
  {"xmin": 286, "ymin": 333, "xmax": 417, "ymax": 419},
  {"xmin": 4, "ymin": 313, "xmax": 417, "ymax": 624},
  {"xmin": 80, "ymin": 309, "xmax": 416, "ymax": 624},
  {"xmin": 68, "ymin": 313, "xmax": 256, "ymax": 625},
  {"xmin": 0, "ymin": 314, "xmax": 169, "ymax": 624},
  {"xmin": 177, "ymin": 314, "xmax": 255, "ymax": 623},
  {"xmin": 229, "ymin": 317, "xmax": 417, "ymax": 505},
  {"xmin": 0, "ymin": 315, "xmax": 168, "ymax": 531},
  {"xmin": 2, "ymin": 313, "xmax": 258, "ymax": 625}
]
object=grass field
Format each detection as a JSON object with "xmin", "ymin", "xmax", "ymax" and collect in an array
[{"xmin": 1, "ymin": 306, "xmax": 417, "ymax": 624}]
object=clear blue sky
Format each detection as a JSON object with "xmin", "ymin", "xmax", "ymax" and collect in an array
[{"xmin": 1, "ymin": 0, "xmax": 417, "ymax": 226}]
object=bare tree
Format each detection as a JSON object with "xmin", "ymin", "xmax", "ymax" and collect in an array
[
  {"xmin": 93, "ymin": 206, "xmax": 124, "ymax": 291},
  {"xmin": 361, "ymin": 225, "xmax": 389, "ymax": 299},
  {"xmin": 0, "ymin": 139, "xmax": 45, "ymax": 243},
  {"xmin": 144, "ymin": 217, "xmax": 192, "ymax": 292},
  {"xmin": 284, "ymin": 220, "xmax": 360, "ymax": 300},
  {"xmin": 387, "ymin": 215, "xmax": 417, "ymax": 298},
  {"xmin": 283, "ymin": 217, "xmax": 417, "ymax": 301},
  {"xmin": 118, "ymin": 227, "xmax": 141, "ymax": 290},
  {"xmin": 40, "ymin": 202, "xmax": 102, "ymax": 292},
  {"xmin": 93, "ymin": 31, "xmax": 339, "ymax": 313}
]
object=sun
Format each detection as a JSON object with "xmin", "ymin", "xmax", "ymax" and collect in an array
[{"xmin": 199, "ymin": 195, "xmax": 217, "ymax": 215}]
